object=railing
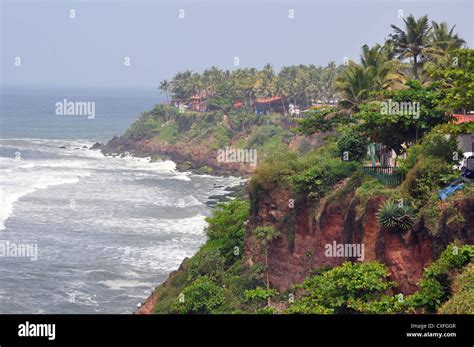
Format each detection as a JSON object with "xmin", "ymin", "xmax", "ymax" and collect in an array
[{"xmin": 363, "ymin": 166, "xmax": 404, "ymax": 186}]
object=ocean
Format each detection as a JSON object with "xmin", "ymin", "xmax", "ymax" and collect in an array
[{"xmin": 0, "ymin": 86, "xmax": 241, "ymax": 313}]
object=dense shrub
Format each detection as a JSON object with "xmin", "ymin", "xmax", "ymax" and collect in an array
[
  {"xmin": 438, "ymin": 264, "xmax": 474, "ymax": 314},
  {"xmin": 289, "ymin": 158, "xmax": 357, "ymax": 198},
  {"xmin": 187, "ymin": 246, "xmax": 226, "ymax": 281},
  {"xmin": 177, "ymin": 276, "xmax": 226, "ymax": 314},
  {"xmin": 159, "ymin": 121, "xmax": 180, "ymax": 143},
  {"xmin": 287, "ymin": 262, "xmax": 395, "ymax": 314},
  {"xmin": 244, "ymin": 287, "xmax": 279, "ymax": 313},
  {"xmin": 211, "ymin": 124, "xmax": 233, "ymax": 149},
  {"xmin": 205, "ymin": 199, "xmax": 249, "ymax": 265},
  {"xmin": 294, "ymin": 108, "xmax": 351, "ymax": 135},
  {"xmin": 124, "ymin": 117, "xmax": 161, "ymax": 139},
  {"xmin": 402, "ymin": 156, "xmax": 454, "ymax": 206},
  {"xmin": 407, "ymin": 243, "xmax": 473, "ymax": 312},
  {"xmin": 246, "ymin": 125, "xmax": 288, "ymax": 148},
  {"xmin": 251, "ymin": 143, "xmax": 300, "ymax": 188},
  {"xmin": 399, "ymin": 131, "xmax": 462, "ymax": 175},
  {"xmin": 339, "ymin": 243, "xmax": 474, "ymax": 314},
  {"xmin": 336, "ymin": 127, "xmax": 369, "ymax": 161},
  {"xmin": 421, "ymin": 132, "xmax": 462, "ymax": 164}
]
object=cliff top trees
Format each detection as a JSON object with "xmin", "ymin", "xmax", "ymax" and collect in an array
[
  {"xmin": 428, "ymin": 48, "xmax": 474, "ymax": 113},
  {"xmin": 336, "ymin": 15, "xmax": 465, "ymax": 110},
  {"xmin": 355, "ymin": 80, "xmax": 448, "ymax": 155},
  {"xmin": 336, "ymin": 62, "xmax": 378, "ymax": 110},
  {"xmin": 161, "ymin": 63, "xmax": 342, "ymax": 113},
  {"xmin": 390, "ymin": 15, "xmax": 465, "ymax": 80},
  {"xmin": 158, "ymin": 79, "xmax": 170, "ymax": 104},
  {"xmin": 431, "ymin": 21, "xmax": 466, "ymax": 51},
  {"xmin": 390, "ymin": 15, "xmax": 437, "ymax": 80}
]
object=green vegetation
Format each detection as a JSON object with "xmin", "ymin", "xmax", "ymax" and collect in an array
[
  {"xmin": 287, "ymin": 262, "xmax": 395, "ymax": 314},
  {"xmin": 289, "ymin": 158, "xmax": 357, "ymax": 199},
  {"xmin": 177, "ymin": 276, "xmax": 226, "ymax": 314},
  {"xmin": 294, "ymin": 107, "xmax": 351, "ymax": 134},
  {"xmin": 288, "ymin": 243, "xmax": 473, "ymax": 314},
  {"xmin": 205, "ymin": 199, "xmax": 248, "ymax": 265},
  {"xmin": 407, "ymin": 243, "xmax": 473, "ymax": 313},
  {"xmin": 250, "ymin": 136, "xmax": 358, "ymax": 202},
  {"xmin": 376, "ymin": 200, "xmax": 414, "ymax": 232},
  {"xmin": 429, "ymin": 48, "xmax": 474, "ymax": 113},
  {"xmin": 336, "ymin": 127, "xmax": 369, "ymax": 161},
  {"xmin": 244, "ymin": 287, "xmax": 279, "ymax": 313},
  {"xmin": 154, "ymin": 199, "xmax": 268, "ymax": 314},
  {"xmin": 122, "ymin": 104, "xmax": 295, "ymax": 169},
  {"xmin": 403, "ymin": 156, "xmax": 453, "ymax": 207},
  {"xmin": 252, "ymin": 226, "xmax": 281, "ymax": 303},
  {"xmin": 354, "ymin": 177, "xmax": 397, "ymax": 211},
  {"xmin": 438, "ymin": 264, "xmax": 474, "ymax": 314}
]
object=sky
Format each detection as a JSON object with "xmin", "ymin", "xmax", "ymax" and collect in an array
[{"xmin": 1, "ymin": 0, "xmax": 473, "ymax": 89}]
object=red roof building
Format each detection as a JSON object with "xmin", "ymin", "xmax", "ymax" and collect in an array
[
  {"xmin": 255, "ymin": 96, "xmax": 285, "ymax": 115},
  {"xmin": 452, "ymin": 114, "xmax": 474, "ymax": 124},
  {"xmin": 451, "ymin": 114, "xmax": 474, "ymax": 153}
]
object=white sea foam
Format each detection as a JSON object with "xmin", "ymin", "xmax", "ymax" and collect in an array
[
  {"xmin": 98, "ymin": 279, "xmax": 154, "ymax": 290},
  {"xmin": 94, "ymin": 213, "xmax": 208, "ymax": 235},
  {"xmin": 0, "ymin": 154, "xmax": 91, "ymax": 230},
  {"xmin": 0, "ymin": 137, "xmax": 241, "ymax": 313},
  {"xmin": 0, "ymin": 139, "xmax": 195, "ymax": 230}
]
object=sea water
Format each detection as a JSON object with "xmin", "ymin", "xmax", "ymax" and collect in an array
[{"xmin": 0, "ymin": 87, "xmax": 241, "ymax": 313}]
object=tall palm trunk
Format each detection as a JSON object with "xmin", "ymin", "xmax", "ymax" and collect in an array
[
  {"xmin": 413, "ymin": 55, "xmax": 419, "ymax": 79},
  {"xmin": 280, "ymin": 98, "xmax": 287, "ymax": 116},
  {"xmin": 265, "ymin": 249, "xmax": 271, "ymax": 306}
]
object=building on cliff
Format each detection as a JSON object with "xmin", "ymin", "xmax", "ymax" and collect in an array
[
  {"xmin": 452, "ymin": 113, "xmax": 474, "ymax": 153},
  {"xmin": 255, "ymin": 96, "xmax": 286, "ymax": 115}
]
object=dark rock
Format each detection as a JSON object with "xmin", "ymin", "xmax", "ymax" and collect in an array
[
  {"xmin": 176, "ymin": 161, "xmax": 193, "ymax": 172},
  {"xmin": 90, "ymin": 142, "xmax": 104, "ymax": 151}
]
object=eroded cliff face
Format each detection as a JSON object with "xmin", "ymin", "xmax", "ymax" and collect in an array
[{"xmin": 244, "ymin": 182, "xmax": 474, "ymax": 294}]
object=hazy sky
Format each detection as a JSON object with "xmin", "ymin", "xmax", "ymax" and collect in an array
[{"xmin": 1, "ymin": 0, "xmax": 473, "ymax": 89}]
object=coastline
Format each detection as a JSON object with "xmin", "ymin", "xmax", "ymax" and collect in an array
[
  {"xmin": 89, "ymin": 143, "xmax": 249, "ymax": 314},
  {"xmin": 131, "ymin": 173, "xmax": 245, "ymax": 314},
  {"xmin": 95, "ymin": 136, "xmax": 256, "ymax": 178}
]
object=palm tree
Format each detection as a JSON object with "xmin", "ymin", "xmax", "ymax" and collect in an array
[
  {"xmin": 360, "ymin": 42, "xmax": 406, "ymax": 90},
  {"xmin": 431, "ymin": 21, "xmax": 465, "ymax": 50},
  {"xmin": 256, "ymin": 63, "xmax": 277, "ymax": 98},
  {"xmin": 278, "ymin": 66, "xmax": 299, "ymax": 106},
  {"xmin": 159, "ymin": 80, "xmax": 171, "ymax": 104},
  {"xmin": 274, "ymin": 76, "xmax": 289, "ymax": 115},
  {"xmin": 336, "ymin": 61, "xmax": 378, "ymax": 110},
  {"xmin": 252, "ymin": 226, "xmax": 280, "ymax": 306},
  {"xmin": 390, "ymin": 15, "xmax": 440, "ymax": 79},
  {"xmin": 231, "ymin": 68, "xmax": 258, "ymax": 112},
  {"xmin": 202, "ymin": 66, "xmax": 225, "ymax": 95},
  {"xmin": 170, "ymin": 70, "xmax": 194, "ymax": 101}
]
